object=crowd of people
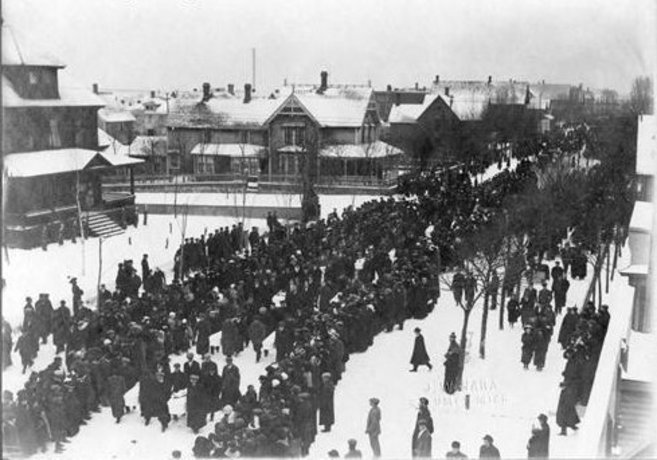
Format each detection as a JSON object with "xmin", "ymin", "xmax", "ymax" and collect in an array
[{"xmin": 1, "ymin": 140, "xmax": 616, "ymax": 458}]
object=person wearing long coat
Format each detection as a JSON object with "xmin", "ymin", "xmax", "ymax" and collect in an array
[
  {"xmin": 221, "ymin": 318, "xmax": 239, "ymax": 358},
  {"xmin": 507, "ymin": 295, "xmax": 521, "ymax": 327},
  {"xmin": 195, "ymin": 316, "xmax": 211, "ymax": 357},
  {"xmin": 410, "ymin": 328, "xmax": 432, "ymax": 372},
  {"xmin": 2, "ymin": 318, "xmax": 13, "ymax": 370},
  {"xmin": 412, "ymin": 398, "xmax": 434, "ymax": 455},
  {"xmin": 556, "ymin": 380, "xmax": 580, "ymax": 435},
  {"xmin": 366, "ymin": 397, "xmax": 382, "ymax": 458},
  {"xmin": 533, "ymin": 328, "xmax": 548, "ymax": 371},
  {"xmin": 443, "ymin": 333, "xmax": 461, "ymax": 394},
  {"xmin": 221, "ymin": 357, "xmax": 241, "ymax": 407},
  {"xmin": 413, "ymin": 421, "xmax": 432, "ymax": 458},
  {"xmin": 247, "ymin": 317, "xmax": 267, "ymax": 362},
  {"xmin": 527, "ymin": 414, "xmax": 550, "ymax": 459},
  {"xmin": 202, "ymin": 367, "xmax": 222, "ymax": 420},
  {"xmin": 521, "ymin": 326, "xmax": 535, "ymax": 369},
  {"xmin": 318, "ymin": 372, "xmax": 335, "ymax": 432},
  {"xmin": 148, "ymin": 371, "xmax": 172, "ymax": 431},
  {"xmin": 107, "ymin": 373, "xmax": 126, "ymax": 423},
  {"xmin": 52, "ymin": 302, "xmax": 71, "ymax": 353},
  {"xmin": 14, "ymin": 331, "xmax": 38, "ymax": 374},
  {"xmin": 34, "ymin": 294, "xmax": 54, "ymax": 344},
  {"xmin": 296, "ymin": 393, "xmax": 317, "ymax": 456},
  {"xmin": 552, "ymin": 277, "xmax": 570, "ymax": 315},
  {"xmin": 186, "ymin": 374, "xmax": 207, "ymax": 433},
  {"xmin": 558, "ymin": 308, "xmax": 578, "ymax": 349}
]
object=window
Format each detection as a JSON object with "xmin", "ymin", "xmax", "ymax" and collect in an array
[
  {"xmin": 196, "ymin": 156, "xmax": 214, "ymax": 174},
  {"xmin": 147, "ymin": 129, "xmax": 156, "ymax": 136},
  {"xmin": 284, "ymin": 126, "xmax": 305, "ymax": 146},
  {"xmin": 29, "ymin": 71, "xmax": 38, "ymax": 85},
  {"xmin": 203, "ymin": 130, "xmax": 212, "ymax": 143},
  {"xmin": 240, "ymin": 131, "xmax": 249, "ymax": 144},
  {"xmin": 49, "ymin": 119, "xmax": 62, "ymax": 148}
]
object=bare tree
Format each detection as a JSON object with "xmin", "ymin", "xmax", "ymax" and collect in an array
[{"xmin": 629, "ymin": 76, "xmax": 653, "ymax": 115}]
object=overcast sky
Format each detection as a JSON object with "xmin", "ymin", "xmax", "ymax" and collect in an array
[{"xmin": 4, "ymin": 0, "xmax": 656, "ymax": 95}]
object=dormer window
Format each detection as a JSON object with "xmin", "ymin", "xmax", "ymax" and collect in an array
[{"xmin": 28, "ymin": 71, "xmax": 38, "ymax": 85}]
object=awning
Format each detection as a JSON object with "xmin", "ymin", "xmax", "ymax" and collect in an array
[
  {"xmin": 320, "ymin": 141, "xmax": 403, "ymax": 159},
  {"xmin": 190, "ymin": 143, "xmax": 266, "ymax": 158},
  {"xmin": 100, "ymin": 152, "xmax": 145, "ymax": 167},
  {"xmin": 4, "ymin": 149, "xmax": 111, "ymax": 177},
  {"xmin": 619, "ymin": 264, "xmax": 649, "ymax": 276}
]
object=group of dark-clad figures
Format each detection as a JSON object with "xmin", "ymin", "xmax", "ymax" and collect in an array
[{"xmin": 2, "ymin": 153, "xmax": 612, "ymax": 459}]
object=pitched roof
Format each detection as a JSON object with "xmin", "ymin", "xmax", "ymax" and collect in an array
[
  {"xmin": 98, "ymin": 129, "xmax": 166, "ymax": 157},
  {"xmin": 4, "ymin": 149, "xmax": 109, "ymax": 177},
  {"xmin": 320, "ymin": 141, "xmax": 403, "ymax": 159},
  {"xmin": 293, "ymin": 87, "xmax": 374, "ymax": 127},
  {"xmin": 388, "ymin": 94, "xmax": 443, "ymax": 124},
  {"xmin": 190, "ymin": 143, "xmax": 266, "ymax": 158},
  {"xmin": 98, "ymin": 108, "xmax": 137, "ymax": 123},
  {"xmin": 636, "ymin": 114, "xmax": 656, "ymax": 177},
  {"xmin": 2, "ymin": 76, "xmax": 105, "ymax": 108},
  {"xmin": 1, "ymin": 25, "xmax": 65, "ymax": 67},
  {"xmin": 168, "ymin": 96, "xmax": 282, "ymax": 129}
]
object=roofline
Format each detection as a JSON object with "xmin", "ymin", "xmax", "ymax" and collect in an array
[
  {"xmin": 263, "ymin": 93, "xmax": 320, "ymax": 126},
  {"xmin": 2, "ymin": 62, "xmax": 66, "ymax": 69}
]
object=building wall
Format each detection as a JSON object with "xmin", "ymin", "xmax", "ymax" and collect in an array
[
  {"xmin": 3, "ymin": 106, "xmax": 100, "ymax": 153},
  {"xmin": 99, "ymin": 119, "xmax": 135, "ymax": 145},
  {"xmin": 3, "ymin": 66, "xmax": 59, "ymax": 99}
]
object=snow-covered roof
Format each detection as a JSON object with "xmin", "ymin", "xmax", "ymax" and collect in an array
[
  {"xmin": 293, "ymin": 87, "xmax": 374, "ymax": 127},
  {"xmin": 2, "ymin": 76, "xmax": 105, "ymax": 108},
  {"xmin": 168, "ymin": 96, "xmax": 282, "ymax": 129},
  {"xmin": 190, "ymin": 143, "xmax": 266, "ymax": 158},
  {"xmin": 636, "ymin": 114, "xmax": 656, "ymax": 177},
  {"xmin": 320, "ymin": 141, "xmax": 403, "ymax": 159},
  {"xmin": 629, "ymin": 201, "xmax": 653, "ymax": 233},
  {"xmin": 98, "ymin": 108, "xmax": 137, "ymax": 123},
  {"xmin": 4, "ymin": 149, "xmax": 109, "ymax": 177},
  {"xmin": 99, "ymin": 129, "xmax": 166, "ymax": 158},
  {"xmin": 1, "ymin": 24, "xmax": 65, "ymax": 67},
  {"xmin": 388, "ymin": 94, "xmax": 443, "ymax": 124}
]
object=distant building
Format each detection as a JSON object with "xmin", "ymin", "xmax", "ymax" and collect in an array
[{"xmin": 2, "ymin": 25, "xmax": 141, "ymax": 248}]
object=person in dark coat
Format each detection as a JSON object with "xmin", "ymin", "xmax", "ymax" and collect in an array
[
  {"xmin": 107, "ymin": 371, "xmax": 126, "ymax": 423},
  {"xmin": 2, "ymin": 318, "xmax": 12, "ymax": 370},
  {"xmin": 532, "ymin": 327, "xmax": 548, "ymax": 371},
  {"xmin": 507, "ymin": 294, "xmax": 520, "ymax": 327},
  {"xmin": 221, "ymin": 318, "xmax": 240, "ymax": 358},
  {"xmin": 169, "ymin": 363, "xmax": 187, "ymax": 392},
  {"xmin": 556, "ymin": 380, "xmax": 580, "ymax": 436},
  {"xmin": 202, "ymin": 365, "xmax": 222, "ymax": 421},
  {"xmin": 550, "ymin": 262, "xmax": 564, "ymax": 284},
  {"xmin": 452, "ymin": 271, "xmax": 465, "ymax": 306},
  {"xmin": 247, "ymin": 317, "xmax": 267, "ymax": 363},
  {"xmin": 52, "ymin": 301, "xmax": 71, "ymax": 353},
  {"xmin": 558, "ymin": 307, "xmax": 578, "ymax": 349},
  {"xmin": 296, "ymin": 392, "xmax": 316, "ymax": 456},
  {"xmin": 552, "ymin": 276, "xmax": 570, "ymax": 315},
  {"xmin": 479, "ymin": 434, "xmax": 500, "ymax": 458},
  {"xmin": 318, "ymin": 372, "xmax": 335, "ymax": 432},
  {"xmin": 141, "ymin": 254, "xmax": 150, "ymax": 282},
  {"xmin": 183, "ymin": 352, "xmax": 201, "ymax": 381},
  {"xmin": 410, "ymin": 328, "xmax": 433, "ymax": 372},
  {"xmin": 14, "ymin": 331, "xmax": 38, "ymax": 374},
  {"xmin": 413, "ymin": 420, "xmax": 432, "ymax": 458},
  {"xmin": 221, "ymin": 356, "xmax": 241, "ymax": 407},
  {"xmin": 70, "ymin": 278, "xmax": 83, "ymax": 317},
  {"xmin": 34, "ymin": 293, "xmax": 54, "ymax": 344},
  {"xmin": 195, "ymin": 314, "xmax": 211, "ymax": 357},
  {"xmin": 366, "ymin": 397, "xmax": 382, "ymax": 458},
  {"xmin": 443, "ymin": 333, "xmax": 461, "ymax": 394},
  {"xmin": 527, "ymin": 414, "xmax": 550, "ymax": 459},
  {"xmin": 412, "ymin": 397, "xmax": 434, "ymax": 455},
  {"xmin": 149, "ymin": 371, "xmax": 172, "ymax": 431},
  {"xmin": 446, "ymin": 440, "xmax": 467, "ymax": 458},
  {"xmin": 186, "ymin": 374, "xmax": 207, "ymax": 433},
  {"xmin": 521, "ymin": 325, "xmax": 535, "ymax": 369},
  {"xmin": 464, "ymin": 272, "xmax": 476, "ymax": 306}
]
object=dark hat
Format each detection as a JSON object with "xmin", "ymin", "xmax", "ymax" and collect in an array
[
  {"xmin": 538, "ymin": 413, "xmax": 548, "ymax": 422},
  {"xmin": 348, "ymin": 439, "xmax": 357, "ymax": 446},
  {"xmin": 449, "ymin": 332, "xmax": 457, "ymax": 338},
  {"xmin": 369, "ymin": 397, "xmax": 380, "ymax": 405},
  {"xmin": 414, "ymin": 327, "xmax": 421, "ymax": 333},
  {"xmin": 451, "ymin": 441, "xmax": 461, "ymax": 448},
  {"xmin": 483, "ymin": 434, "xmax": 493, "ymax": 442},
  {"xmin": 419, "ymin": 397, "xmax": 429, "ymax": 406}
]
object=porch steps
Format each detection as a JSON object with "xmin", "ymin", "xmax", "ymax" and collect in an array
[{"xmin": 86, "ymin": 212, "xmax": 125, "ymax": 238}]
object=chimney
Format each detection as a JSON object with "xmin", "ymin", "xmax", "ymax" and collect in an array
[
  {"xmin": 92, "ymin": 83, "xmax": 99, "ymax": 94},
  {"xmin": 414, "ymin": 82, "xmax": 419, "ymax": 90},
  {"xmin": 202, "ymin": 82, "xmax": 211, "ymax": 101},
  {"xmin": 444, "ymin": 87, "xmax": 450, "ymax": 97},
  {"xmin": 395, "ymin": 92, "xmax": 401, "ymax": 106},
  {"xmin": 284, "ymin": 78, "xmax": 288, "ymax": 87},
  {"xmin": 434, "ymin": 75, "xmax": 440, "ymax": 84},
  {"xmin": 487, "ymin": 75, "xmax": 492, "ymax": 85},
  {"xmin": 244, "ymin": 83, "xmax": 252, "ymax": 103},
  {"xmin": 320, "ymin": 71, "xmax": 328, "ymax": 92},
  {"xmin": 386, "ymin": 84, "xmax": 392, "ymax": 92},
  {"xmin": 367, "ymin": 79, "xmax": 372, "ymax": 88},
  {"xmin": 449, "ymin": 95, "xmax": 454, "ymax": 107},
  {"xmin": 227, "ymin": 84, "xmax": 235, "ymax": 95},
  {"xmin": 150, "ymin": 90, "xmax": 156, "ymax": 98}
]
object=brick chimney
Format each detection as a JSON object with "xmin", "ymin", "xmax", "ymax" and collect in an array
[
  {"xmin": 414, "ymin": 82, "xmax": 419, "ymax": 90},
  {"xmin": 444, "ymin": 87, "xmax": 450, "ymax": 97},
  {"xmin": 227, "ymin": 84, "xmax": 235, "ymax": 95},
  {"xmin": 244, "ymin": 83, "xmax": 252, "ymax": 103},
  {"xmin": 434, "ymin": 75, "xmax": 440, "ymax": 84},
  {"xmin": 202, "ymin": 82, "xmax": 211, "ymax": 101},
  {"xmin": 92, "ymin": 83, "xmax": 99, "ymax": 94},
  {"xmin": 320, "ymin": 71, "xmax": 328, "ymax": 92},
  {"xmin": 150, "ymin": 90, "xmax": 156, "ymax": 98},
  {"xmin": 487, "ymin": 75, "xmax": 492, "ymax": 85},
  {"xmin": 386, "ymin": 84, "xmax": 392, "ymax": 92}
]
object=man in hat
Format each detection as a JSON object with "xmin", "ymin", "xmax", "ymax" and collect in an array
[
  {"xmin": 141, "ymin": 254, "xmax": 150, "ymax": 282},
  {"xmin": 443, "ymin": 333, "xmax": 461, "ymax": 394},
  {"xmin": 410, "ymin": 328, "xmax": 432, "ymax": 372},
  {"xmin": 34, "ymin": 293, "xmax": 53, "ymax": 344},
  {"xmin": 558, "ymin": 307, "xmax": 578, "ymax": 349},
  {"xmin": 412, "ymin": 397, "xmax": 434, "ymax": 455},
  {"xmin": 413, "ymin": 420, "xmax": 432, "ymax": 458},
  {"xmin": 221, "ymin": 356, "xmax": 241, "ymax": 407},
  {"xmin": 319, "ymin": 372, "xmax": 335, "ymax": 432},
  {"xmin": 365, "ymin": 397, "xmax": 381, "ymax": 457},
  {"xmin": 184, "ymin": 352, "xmax": 201, "ymax": 382},
  {"xmin": 52, "ymin": 300, "xmax": 72, "ymax": 353},
  {"xmin": 345, "ymin": 439, "xmax": 363, "ymax": 458},
  {"xmin": 186, "ymin": 373, "xmax": 206, "ymax": 433},
  {"xmin": 521, "ymin": 325, "xmax": 535, "ymax": 369},
  {"xmin": 479, "ymin": 434, "xmax": 500, "ymax": 458},
  {"xmin": 70, "ymin": 278, "xmax": 83, "ymax": 317},
  {"xmin": 248, "ymin": 315, "xmax": 267, "ymax": 363}
]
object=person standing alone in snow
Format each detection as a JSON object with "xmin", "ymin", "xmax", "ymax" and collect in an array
[
  {"xmin": 410, "ymin": 328, "xmax": 432, "ymax": 372},
  {"xmin": 365, "ymin": 397, "xmax": 381, "ymax": 457},
  {"xmin": 443, "ymin": 332, "xmax": 461, "ymax": 393}
]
